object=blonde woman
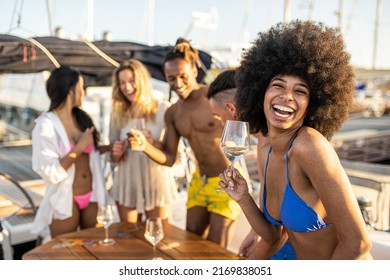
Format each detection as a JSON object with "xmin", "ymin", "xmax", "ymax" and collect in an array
[{"xmin": 109, "ymin": 59, "xmax": 178, "ymax": 223}]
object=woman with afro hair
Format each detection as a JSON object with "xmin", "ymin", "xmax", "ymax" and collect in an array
[{"xmin": 219, "ymin": 20, "xmax": 373, "ymax": 259}]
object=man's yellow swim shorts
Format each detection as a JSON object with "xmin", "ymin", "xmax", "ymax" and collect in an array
[{"xmin": 186, "ymin": 171, "xmax": 241, "ymax": 220}]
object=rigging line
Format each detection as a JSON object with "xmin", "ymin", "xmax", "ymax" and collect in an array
[
  {"xmin": 9, "ymin": 0, "xmax": 18, "ymax": 32},
  {"xmin": 345, "ymin": 0, "xmax": 357, "ymax": 36},
  {"xmin": 238, "ymin": 0, "xmax": 253, "ymax": 42},
  {"xmin": 25, "ymin": 37, "xmax": 61, "ymax": 68},
  {"xmin": 7, "ymin": 0, "xmax": 37, "ymax": 36},
  {"xmin": 18, "ymin": 0, "xmax": 25, "ymax": 27},
  {"xmin": 8, "ymin": 0, "xmax": 23, "ymax": 32},
  {"xmin": 81, "ymin": 38, "xmax": 120, "ymax": 68}
]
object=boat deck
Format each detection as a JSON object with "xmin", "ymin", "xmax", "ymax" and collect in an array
[
  {"xmin": 333, "ymin": 129, "xmax": 390, "ymax": 163},
  {"xmin": 0, "ymin": 141, "xmax": 40, "ymax": 182}
]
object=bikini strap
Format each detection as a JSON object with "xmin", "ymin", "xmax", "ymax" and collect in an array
[
  {"xmin": 262, "ymin": 146, "xmax": 273, "ymax": 211},
  {"xmin": 285, "ymin": 133, "xmax": 298, "ymax": 181},
  {"xmin": 264, "ymin": 146, "xmax": 272, "ymax": 187}
]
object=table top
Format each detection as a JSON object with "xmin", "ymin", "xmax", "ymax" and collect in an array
[{"xmin": 22, "ymin": 221, "xmax": 240, "ymax": 260}]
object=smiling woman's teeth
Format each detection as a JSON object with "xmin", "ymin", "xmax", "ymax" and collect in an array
[{"xmin": 273, "ymin": 105, "xmax": 293, "ymax": 118}]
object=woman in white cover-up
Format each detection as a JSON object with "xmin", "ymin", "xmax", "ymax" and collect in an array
[{"xmin": 31, "ymin": 66, "xmax": 107, "ymax": 239}]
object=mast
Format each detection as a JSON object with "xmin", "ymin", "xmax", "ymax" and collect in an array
[
  {"xmin": 338, "ymin": 0, "xmax": 344, "ymax": 30},
  {"xmin": 372, "ymin": 0, "xmax": 382, "ymax": 69},
  {"xmin": 85, "ymin": 0, "xmax": 94, "ymax": 40},
  {"xmin": 307, "ymin": 0, "xmax": 315, "ymax": 20},
  {"xmin": 148, "ymin": 0, "xmax": 155, "ymax": 46},
  {"xmin": 284, "ymin": 0, "xmax": 290, "ymax": 24},
  {"xmin": 46, "ymin": 0, "xmax": 53, "ymax": 35}
]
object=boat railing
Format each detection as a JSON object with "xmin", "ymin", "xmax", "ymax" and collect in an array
[{"xmin": 342, "ymin": 159, "xmax": 390, "ymax": 231}]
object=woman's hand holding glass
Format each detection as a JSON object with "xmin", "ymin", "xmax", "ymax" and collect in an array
[
  {"xmin": 219, "ymin": 166, "xmax": 250, "ymax": 203},
  {"xmin": 127, "ymin": 118, "xmax": 154, "ymax": 151},
  {"xmin": 127, "ymin": 129, "xmax": 147, "ymax": 151}
]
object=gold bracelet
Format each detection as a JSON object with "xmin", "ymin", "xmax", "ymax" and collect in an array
[{"xmin": 68, "ymin": 152, "xmax": 78, "ymax": 159}]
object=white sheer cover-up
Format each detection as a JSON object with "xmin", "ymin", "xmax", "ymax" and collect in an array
[{"xmin": 109, "ymin": 101, "xmax": 179, "ymax": 213}]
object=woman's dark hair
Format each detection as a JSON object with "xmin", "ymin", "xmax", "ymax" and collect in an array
[
  {"xmin": 72, "ymin": 107, "xmax": 99, "ymax": 148},
  {"xmin": 235, "ymin": 20, "xmax": 355, "ymax": 140},
  {"xmin": 46, "ymin": 66, "xmax": 100, "ymax": 147}
]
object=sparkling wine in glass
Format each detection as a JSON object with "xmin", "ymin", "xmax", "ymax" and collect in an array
[
  {"xmin": 96, "ymin": 205, "xmax": 115, "ymax": 246},
  {"xmin": 144, "ymin": 217, "xmax": 164, "ymax": 260},
  {"xmin": 220, "ymin": 120, "xmax": 250, "ymax": 168}
]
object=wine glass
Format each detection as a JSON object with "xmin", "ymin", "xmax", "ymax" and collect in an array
[
  {"xmin": 134, "ymin": 118, "xmax": 146, "ymax": 130},
  {"xmin": 127, "ymin": 118, "xmax": 147, "ymax": 149},
  {"xmin": 144, "ymin": 217, "xmax": 164, "ymax": 260},
  {"xmin": 96, "ymin": 205, "xmax": 115, "ymax": 246},
  {"xmin": 220, "ymin": 120, "xmax": 250, "ymax": 168}
]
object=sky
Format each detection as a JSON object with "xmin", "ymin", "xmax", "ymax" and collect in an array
[{"xmin": 0, "ymin": 0, "xmax": 389, "ymax": 69}]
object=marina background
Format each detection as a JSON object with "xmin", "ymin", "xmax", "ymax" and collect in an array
[
  {"xmin": 0, "ymin": 0, "xmax": 389, "ymax": 69},
  {"xmin": 0, "ymin": 0, "xmax": 390, "ymax": 261}
]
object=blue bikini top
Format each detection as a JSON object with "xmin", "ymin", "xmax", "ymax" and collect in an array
[{"xmin": 262, "ymin": 135, "xmax": 331, "ymax": 232}]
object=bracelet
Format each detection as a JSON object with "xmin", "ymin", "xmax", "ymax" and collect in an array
[{"xmin": 68, "ymin": 151, "xmax": 78, "ymax": 159}]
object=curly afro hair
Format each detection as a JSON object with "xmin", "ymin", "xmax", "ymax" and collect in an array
[{"xmin": 235, "ymin": 20, "xmax": 355, "ymax": 140}]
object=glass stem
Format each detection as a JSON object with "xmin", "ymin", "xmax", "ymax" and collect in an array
[
  {"xmin": 153, "ymin": 245, "xmax": 156, "ymax": 259},
  {"xmin": 105, "ymin": 226, "xmax": 109, "ymax": 241}
]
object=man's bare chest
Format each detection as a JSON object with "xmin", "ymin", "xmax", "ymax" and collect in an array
[{"xmin": 173, "ymin": 106, "xmax": 221, "ymax": 139}]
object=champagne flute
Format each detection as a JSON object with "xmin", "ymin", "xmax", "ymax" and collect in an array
[
  {"xmin": 220, "ymin": 120, "xmax": 250, "ymax": 168},
  {"xmin": 96, "ymin": 205, "xmax": 115, "ymax": 246},
  {"xmin": 144, "ymin": 217, "xmax": 164, "ymax": 260}
]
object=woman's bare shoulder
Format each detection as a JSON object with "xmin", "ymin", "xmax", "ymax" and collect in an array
[
  {"xmin": 295, "ymin": 127, "xmax": 332, "ymax": 152},
  {"xmin": 293, "ymin": 127, "xmax": 340, "ymax": 168}
]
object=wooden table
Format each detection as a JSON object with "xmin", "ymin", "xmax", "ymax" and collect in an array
[{"xmin": 22, "ymin": 221, "xmax": 239, "ymax": 260}]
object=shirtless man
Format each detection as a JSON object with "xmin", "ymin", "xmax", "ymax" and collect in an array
[{"xmin": 129, "ymin": 38, "xmax": 240, "ymax": 247}]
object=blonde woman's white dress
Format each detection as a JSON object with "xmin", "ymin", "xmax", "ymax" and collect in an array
[{"xmin": 108, "ymin": 100, "xmax": 178, "ymax": 213}]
